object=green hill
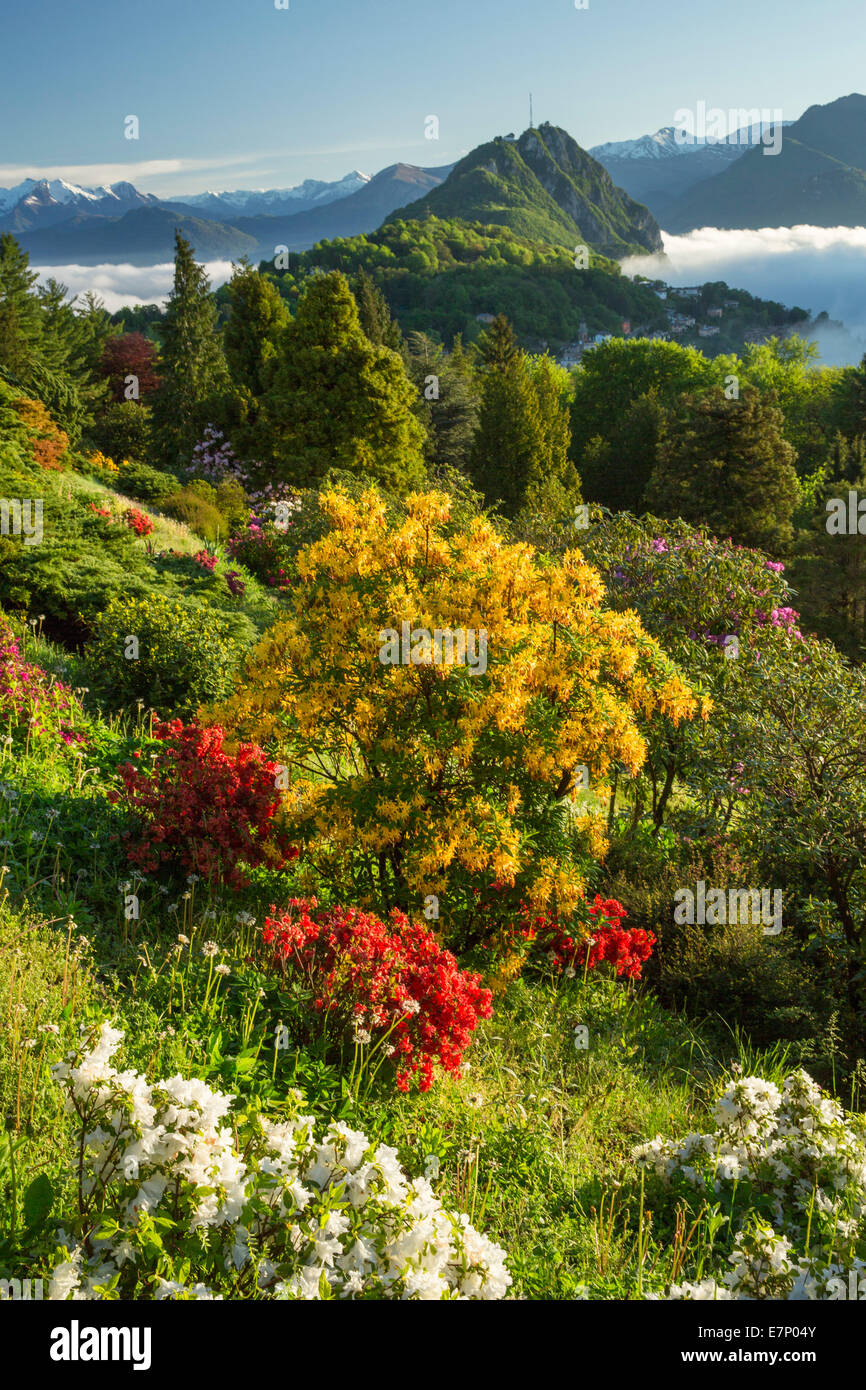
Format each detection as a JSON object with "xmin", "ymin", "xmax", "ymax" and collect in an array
[
  {"xmin": 392, "ymin": 123, "xmax": 663, "ymax": 258},
  {"xmin": 261, "ymin": 214, "xmax": 668, "ymax": 348}
]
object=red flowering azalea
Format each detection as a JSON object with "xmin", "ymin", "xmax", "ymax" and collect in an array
[
  {"xmin": 116, "ymin": 719, "xmax": 298, "ymax": 888},
  {"xmin": 124, "ymin": 506, "xmax": 154, "ymax": 537},
  {"xmin": 261, "ymin": 899, "xmax": 493, "ymax": 1092},
  {"xmin": 497, "ymin": 894, "xmax": 654, "ymax": 981}
]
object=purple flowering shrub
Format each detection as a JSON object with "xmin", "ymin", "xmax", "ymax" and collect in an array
[{"xmin": 581, "ymin": 515, "xmax": 804, "ymax": 826}]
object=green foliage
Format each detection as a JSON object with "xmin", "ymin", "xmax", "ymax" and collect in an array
[
  {"xmin": 266, "ymin": 215, "xmax": 667, "ymax": 349},
  {"xmin": 646, "ymin": 386, "xmax": 800, "ymax": 553},
  {"xmin": 350, "ymin": 268, "xmax": 405, "ymax": 355},
  {"xmin": 252, "ymin": 271, "xmax": 426, "ymax": 493},
  {"xmin": 791, "ymin": 436, "xmax": 866, "ymax": 659},
  {"xmin": 116, "ymin": 459, "xmax": 181, "ymax": 505},
  {"xmin": 88, "ymin": 400, "xmax": 153, "ymax": 464},
  {"xmin": 470, "ymin": 347, "xmax": 579, "ymax": 517},
  {"xmin": 223, "ymin": 259, "xmax": 290, "ymax": 399},
  {"xmin": 571, "ymin": 337, "xmax": 717, "ymax": 511},
  {"xmin": 89, "ymin": 591, "xmax": 244, "ymax": 716},
  {"xmin": 151, "ymin": 233, "xmax": 229, "ymax": 467},
  {"xmin": 161, "ymin": 487, "xmax": 225, "ymax": 541},
  {"xmin": 406, "ymin": 331, "xmax": 479, "ymax": 473}
]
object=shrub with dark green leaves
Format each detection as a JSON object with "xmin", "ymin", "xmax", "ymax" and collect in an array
[
  {"xmin": 88, "ymin": 401, "xmax": 153, "ymax": 464},
  {"xmin": 117, "ymin": 460, "xmax": 180, "ymax": 505},
  {"xmin": 88, "ymin": 592, "xmax": 244, "ymax": 716}
]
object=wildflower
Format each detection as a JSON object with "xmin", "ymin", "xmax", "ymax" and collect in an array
[{"xmin": 202, "ymin": 942, "xmax": 219, "ymax": 958}]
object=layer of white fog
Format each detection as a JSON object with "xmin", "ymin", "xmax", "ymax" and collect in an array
[
  {"xmin": 31, "ymin": 226, "xmax": 866, "ymax": 367},
  {"xmin": 624, "ymin": 226, "xmax": 866, "ymax": 365}
]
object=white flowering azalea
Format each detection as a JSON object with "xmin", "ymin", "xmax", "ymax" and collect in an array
[
  {"xmin": 45, "ymin": 1023, "xmax": 512, "ymax": 1302},
  {"xmin": 635, "ymin": 1069, "xmax": 866, "ymax": 1301}
]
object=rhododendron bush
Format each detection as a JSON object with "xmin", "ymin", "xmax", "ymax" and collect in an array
[
  {"xmin": 489, "ymin": 893, "xmax": 655, "ymax": 986},
  {"xmin": 262, "ymin": 899, "xmax": 492, "ymax": 1092},
  {"xmin": 581, "ymin": 513, "xmax": 797, "ymax": 828},
  {"xmin": 46, "ymin": 1023, "xmax": 511, "ymax": 1301},
  {"xmin": 635, "ymin": 1068, "xmax": 866, "ymax": 1300},
  {"xmin": 216, "ymin": 487, "xmax": 698, "ymax": 927},
  {"xmin": 116, "ymin": 719, "xmax": 297, "ymax": 887},
  {"xmin": 123, "ymin": 505, "xmax": 155, "ymax": 537}
]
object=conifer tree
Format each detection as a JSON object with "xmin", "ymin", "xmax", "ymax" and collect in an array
[
  {"xmin": 152, "ymin": 232, "xmax": 229, "ymax": 466},
  {"xmin": 646, "ymin": 387, "xmax": 799, "ymax": 554},
  {"xmin": 478, "ymin": 313, "xmax": 518, "ymax": 371},
  {"xmin": 255, "ymin": 271, "xmax": 425, "ymax": 492},
  {"xmin": 407, "ymin": 331, "xmax": 479, "ymax": 474},
  {"xmin": 223, "ymin": 259, "xmax": 290, "ymax": 399},
  {"xmin": 351, "ymin": 269, "xmax": 405, "ymax": 356},
  {"xmin": 470, "ymin": 349, "xmax": 579, "ymax": 518},
  {"xmin": 794, "ymin": 434, "xmax": 866, "ymax": 658},
  {"xmin": 0, "ymin": 233, "xmax": 43, "ymax": 375}
]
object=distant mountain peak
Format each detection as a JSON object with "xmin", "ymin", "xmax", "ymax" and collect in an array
[{"xmin": 394, "ymin": 121, "xmax": 662, "ymax": 257}]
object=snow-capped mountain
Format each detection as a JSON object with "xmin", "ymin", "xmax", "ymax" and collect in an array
[
  {"xmin": 0, "ymin": 177, "xmax": 160, "ymax": 210},
  {"xmin": 0, "ymin": 177, "xmax": 119, "ymax": 211},
  {"xmin": 0, "ymin": 179, "xmax": 161, "ymax": 232},
  {"xmin": 166, "ymin": 171, "xmax": 371, "ymax": 220},
  {"xmin": 590, "ymin": 123, "xmax": 789, "ymax": 162},
  {"xmin": 589, "ymin": 124, "xmax": 793, "ymax": 219}
]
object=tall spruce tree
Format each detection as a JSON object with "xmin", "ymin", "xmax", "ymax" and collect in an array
[
  {"xmin": 470, "ymin": 347, "xmax": 578, "ymax": 518},
  {"xmin": 0, "ymin": 233, "xmax": 42, "ymax": 376},
  {"xmin": 646, "ymin": 386, "xmax": 799, "ymax": 554},
  {"xmin": 255, "ymin": 271, "xmax": 426, "ymax": 492},
  {"xmin": 350, "ymin": 269, "xmax": 405, "ymax": 357},
  {"xmin": 152, "ymin": 232, "xmax": 229, "ymax": 466},
  {"xmin": 223, "ymin": 259, "xmax": 290, "ymax": 400},
  {"xmin": 407, "ymin": 331, "xmax": 479, "ymax": 474},
  {"xmin": 793, "ymin": 435, "xmax": 866, "ymax": 658},
  {"xmin": 478, "ymin": 313, "xmax": 518, "ymax": 371}
]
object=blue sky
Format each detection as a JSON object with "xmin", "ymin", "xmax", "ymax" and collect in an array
[{"xmin": 2, "ymin": 0, "xmax": 866, "ymax": 195}]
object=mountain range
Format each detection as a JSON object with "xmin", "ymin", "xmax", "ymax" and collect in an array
[
  {"xmin": 0, "ymin": 126, "xmax": 658, "ymax": 264},
  {"xmin": 590, "ymin": 94, "xmax": 866, "ymax": 232},
  {"xmin": 8, "ymin": 93, "xmax": 866, "ymax": 265},
  {"xmin": 0, "ymin": 165, "xmax": 451, "ymax": 263},
  {"xmin": 659, "ymin": 94, "xmax": 866, "ymax": 231},
  {"xmin": 588, "ymin": 125, "xmax": 785, "ymax": 218}
]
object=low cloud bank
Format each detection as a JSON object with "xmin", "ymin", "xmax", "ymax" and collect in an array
[
  {"xmin": 623, "ymin": 226, "xmax": 866, "ymax": 364},
  {"xmin": 31, "ymin": 260, "xmax": 236, "ymax": 315},
  {"xmin": 33, "ymin": 228, "xmax": 866, "ymax": 367}
]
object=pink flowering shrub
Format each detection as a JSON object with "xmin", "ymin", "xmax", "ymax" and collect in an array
[{"xmin": 0, "ymin": 616, "xmax": 85, "ymax": 746}]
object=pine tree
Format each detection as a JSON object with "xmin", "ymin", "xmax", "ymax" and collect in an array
[
  {"xmin": 223, "ymin": 259, "xmax": 290, "ymax": 399},
  {"xmin": 407, "ymin": 332, "xmax": 479, "ymax": 474},
  {"xmin": 350, "ymin": 270, "xmax": 405, "ymax": 356},
  {"xmin": 152, "ymin": 232, "xmax": 229, "ymax": 466},
  {"xmin": 794, "ymin": 434, "xmax": 866, "ymax": 658},
  {"xmin": 646, "ymin": 387, "xmax": 799, "ymax": 554},
  {"xmin": 470, "ymin": 349, "xmax": 578, "ymax": 517},
  {"xmin": 255, "ymin": 271, "xmax": 426, "ymax": 492},
  {"xmin": 0, "ymin": 234, "xmax": 43, "ymax": 376},
  {"xmin": 477, "ymin": 313, "xmax": 518, "ymax": 371}
]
